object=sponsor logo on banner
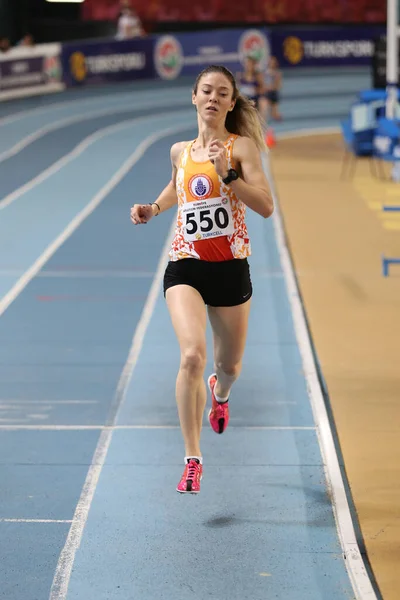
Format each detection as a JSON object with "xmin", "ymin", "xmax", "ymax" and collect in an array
[
  {"xmin": 61, "ymin": 38, "xmax": 154, "ymax": 87},
  {"xmin": 154, "ymin": 35, "xmax": 183, "ymax": 80},
  {"xmin": 154, "ymin": 28, "xmax": 270, "ymax": 80},
  {"xmin": 189, "ymin": 174, "xmax": 213, "ymax": 199},
  {"xmin": 43, "ymin": 55, "xmax": 62, "ymax": 82},
  {"xmin": 281, "ymin": 34, "xmax": 374, "ymax": 65},
  {"xmin": 283, "ymin": 37, "xmax": 304, "ymax": 65},
  {"xmin": 11, "ymin": 61, "xmax": 29, "ymax": 74},
  {"xmin": 70, "ymin": 51, "xmax": 87, "ymax": 82},
  {"xmin": 0, "ymin": 57, "xmax": 56, "ymax": 90},
  {"xmin": 238, "ymin": 29, "xmax": 270, "ymax": 69},
  {"xmin": 68, "ymin": 49, "xmax": 146, "ymax": 82},
  {"xmin": 0, "ymin": 43, "xmax": 63, "ymax": 99}
]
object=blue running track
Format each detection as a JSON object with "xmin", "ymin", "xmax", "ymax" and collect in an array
[{"xmin": 0, "ymin": 68, "xmax": 377, "ymax": 600}]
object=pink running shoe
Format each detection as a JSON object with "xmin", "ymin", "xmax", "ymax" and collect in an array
[
  {"xmin": 176, "ymin": 459, "xmax": 202, "ymax": 494},
  {"xmin": 208, "ymin": 373, "xmax": 230, "ymax": 434}
]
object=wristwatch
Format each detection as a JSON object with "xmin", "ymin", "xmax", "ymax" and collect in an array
[{"xmin": 222, "ymin": 169, "xmax": 239, "ymax": 184}]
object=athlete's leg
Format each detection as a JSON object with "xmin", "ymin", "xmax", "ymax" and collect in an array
[
  {"xmin": 271, "ymin": 100, "xmax": 282, "ymax": 121},
  {"xmin": 257, "ymin": 95, "xmax": 269, "ymax": 125},
  {"xmin": 166, "ymin": 284, "xmax": 207, "ymax": 458},
  {"xmin": 208, "ymin": 300, "xmax": 251, "ymax": 399}
]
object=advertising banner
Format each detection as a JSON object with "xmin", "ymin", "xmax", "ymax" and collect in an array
[
  {"xmin": 271, "ymin": 26, "xmax": 385, "ymax": 68},
  {"xmin": 153, "ymin": 28, "xmax": 270, "ymax": 80},
  {"xmin": 371, "ymin": 36, "xmax": 400, "ymax": 89},
  {"xmin": 0, "ymin": 44, "xmax": 63, "ymax": 101},
  {"xmin": 61, "ymin": 37, "xmax": 154, "ymax": 87}
]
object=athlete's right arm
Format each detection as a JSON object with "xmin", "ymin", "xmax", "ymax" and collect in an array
[
  {"xmin": 130, "ymin": 141, "xmax": 187, "ymax": 225},
  {"xmin": 152, "ymin": 141, "xmax": 186, "ymax": 215}
]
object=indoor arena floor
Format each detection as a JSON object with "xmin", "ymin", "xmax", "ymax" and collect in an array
[
  {"xmin": 270, "ymin": 132, "xmax": 400, "ymax": 600},
  {"xmin": 0, "ymin": 68, "xmax": 393, "ymax": 600}
]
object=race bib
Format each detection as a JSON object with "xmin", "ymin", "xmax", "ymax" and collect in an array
[{"xmin": 182, "ymin": 196, "xmax": 234, "ymax": 242}]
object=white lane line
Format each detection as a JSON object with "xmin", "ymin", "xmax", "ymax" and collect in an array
[
  {"xmin": 0, "ymin": 109, "xmax": 191, "ymax": 211},
  {"xmin": 0, "ymin": 425, "xmax": 106, "ymax": 430},
  {"xmin": 0, "ymin": 519, "xmax": 72, "ymax": 524},
  {"xmin": 0, "ymin": 86, "xmax": 190, "ymax": 127},
  {"xmin": 0, "ymin": 425, "xmax": 315, "ymax": 431},
  {"xmin": 0, "ymin": 401, "xmax": 99, "ymax": 405},
  {"xmin": 37, "ymin": 270, "xmax": 155, "ymax": 278},
  {"xmin": 0, "ymin": 97, "xmax": 102, "ymax": 127},
  {"xmin": 264, "ymin": 132, "xmax": 377, "ymax": 600},
  {"xmin": 0, "ymin": 97, "xmax": 84, "ymax": 127},
  {"xmin": 241, "ymin": 426, "xmax": 315, "ymax": 430},
  {"xmin": 0, "ymin": 98, "xmax": 186, "ymax": 165},
  {"xmin": 0, "ymin": 121, "xmax": 193, "ymax": 319},
  {"xmin": 48, "ymin": 200, "xmax": 178, "ymax": 600}
]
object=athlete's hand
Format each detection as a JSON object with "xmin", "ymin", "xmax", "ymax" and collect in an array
[
  {"xmin": 208, "ymin": 139, "xmax": 229, "ymax": 179},
  {"xmin": 130, "ymin": 203, "xmax": 153, "ymax": 225}
]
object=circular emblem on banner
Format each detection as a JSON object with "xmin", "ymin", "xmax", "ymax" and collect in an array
[
  {"xmin": 70, "ymin": 51, "xmax": 87, "ymax": 82},
  {"xmin": 238, "ymin": 29, "xmax": 270, "ymax": 70},
  {"xmin": 283, "ymin": 37, "xmax": 304, "ymax": 65},
  {"xmin": 189, "ymin": 174, "xmax": 213, "ymax": 199},
  {"xmin": 43, "ymin": 56, "xmax": 62, "ymax": 83},
  {"xmin": 154, "ymin": 35, "xmax": 183, "ymax": 80}
]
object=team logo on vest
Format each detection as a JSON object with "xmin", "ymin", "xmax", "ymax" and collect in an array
[
  {"xmin": 154, "ymin": 35, "xmax": 183, "ymax": 80},
  {"xmin": 238, "ymin": 29, "xmax": 270, "ymax": 71},
  {"xmin": 283, "ymin": 37, "xmax": 304, "ymax": 65},
  {"xmin": 189, "ymin": 174, "xmax": 213, "ymax": 199}
]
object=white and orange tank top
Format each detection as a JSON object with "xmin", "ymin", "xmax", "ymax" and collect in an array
[{"xmin": 169, "ymin": 134, "xmax": 251, "ymax": 262}]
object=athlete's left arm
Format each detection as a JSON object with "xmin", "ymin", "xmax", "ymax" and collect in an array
[{"xmin": 230, "ymin": 136, "xmax": 274, "ymax": 218}]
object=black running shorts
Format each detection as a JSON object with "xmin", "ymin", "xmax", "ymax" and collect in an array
[{"xmin": 163, "ymin": 258, "xmax": 253, "ymax": 307}]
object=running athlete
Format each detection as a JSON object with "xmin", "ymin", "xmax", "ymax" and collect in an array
[
  {"xmin": 130, "ymin": 65, "xmax": 273, "ymax": 494},
  {"xmin": 237, "ymin": 56, "xmax": 270, "ymax": 129},
  {"xmin": 237, "ymin": 56, "xmax": 264, "ymax": 107},
  {"xmin": 263, "ymin": 56, "xmax": 283, "ymax": 122}
]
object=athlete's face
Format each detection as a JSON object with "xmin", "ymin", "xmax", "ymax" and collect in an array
[{"xmin": 192, "ymin": 73, "xmax": 236, "ymax": 123}]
